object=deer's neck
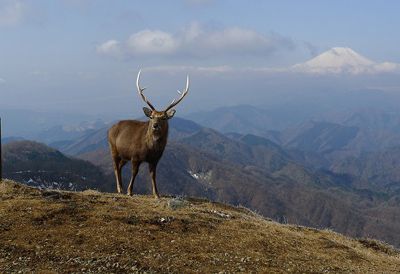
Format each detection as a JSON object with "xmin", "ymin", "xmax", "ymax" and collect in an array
[{"xmin": 146, "ymin": 123, "xmax": 169, "ymax": 148}]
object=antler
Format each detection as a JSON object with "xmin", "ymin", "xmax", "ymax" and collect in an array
[
  {"xmin": 136, "ymin": 69, "xmax": 155, "ymax": 110},
  {"xmin": 165, "ymin": 75, "xmax": 189, "ymax": 111}
]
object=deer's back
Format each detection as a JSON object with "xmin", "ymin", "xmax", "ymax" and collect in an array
[{"xmin": 108, "ymin": 120, "xmax": 149, "ymax": 160}]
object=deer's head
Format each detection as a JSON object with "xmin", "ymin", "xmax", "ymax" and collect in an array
[{"xmin": 136, "ymin": 70, "xmax": 189, "ymax": 135}]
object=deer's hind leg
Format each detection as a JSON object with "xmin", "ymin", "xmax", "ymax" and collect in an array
[{"xmin": 112, "ymin": 157, "xmax": 127, "ymax": 194}]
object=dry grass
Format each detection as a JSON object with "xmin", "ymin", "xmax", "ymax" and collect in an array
[{"xmin": 0, "ymin": 179, "xmax": 399, "ymax": 273}]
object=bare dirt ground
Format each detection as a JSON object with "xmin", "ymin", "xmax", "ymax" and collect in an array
[{"xmin": 1, "ymin": 179, "xmax": 399, "ymax": 273}]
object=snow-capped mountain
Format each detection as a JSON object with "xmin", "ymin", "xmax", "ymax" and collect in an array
[{"xmin": 292, "ymin": 47, "xmax": 400, "ymax": 74}]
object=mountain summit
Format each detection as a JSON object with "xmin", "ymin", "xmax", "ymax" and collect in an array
[
  {"xmin": 292, "ymin": 47, "xmax": 399, "ymax": 74},
  {"xmin": 304, "ymin": 47, "xmax": 374, "ymax": 67}
]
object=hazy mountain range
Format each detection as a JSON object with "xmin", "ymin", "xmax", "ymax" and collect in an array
[{"xmin": 3, "ymin": 109, "xmax": 400, "ymax": 247}]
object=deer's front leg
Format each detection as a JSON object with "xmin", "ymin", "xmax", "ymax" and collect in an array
[
  {"xmin": 149, "ymin": 163, "xmax": 160, "ymax": 199},
  {"xmin": 127, "ymin": 161, "xmax": 140, "ymax": 196}
]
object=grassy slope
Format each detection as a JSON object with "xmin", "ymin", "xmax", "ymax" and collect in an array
[{"xmin": 0, "ymin": 180, "xmax": 399, "ymax": 273}]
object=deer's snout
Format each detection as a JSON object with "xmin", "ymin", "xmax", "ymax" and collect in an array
[{"xmin": 152, "ymin": 123, "xmax": 161, "ymax": 130}]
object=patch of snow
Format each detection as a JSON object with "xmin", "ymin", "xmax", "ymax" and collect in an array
[
  {"xmin": 188, "ymin": 171, "xmax": 200, "ymax": 179},
  {"xmin": 14, "ymin": 170, "xmax": 32, "ymax": 174},
  {"xmin": 188, "ymin": 170, "xmax": 213, "ymax": 184}
]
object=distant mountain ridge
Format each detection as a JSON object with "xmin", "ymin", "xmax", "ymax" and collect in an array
[
  {"xmin": 3, "ymin": 140, "xmax": 112, "ymax": 191},
  {"xmin": 188, "ymin": 105, "xmax": 400, "ymax": 155},
  {"xmin": 0, "ymin": 108, "xmax": 99, "ymax": 138},
  {"xmin": 283, "ymin": 121, "xmax": 359, "ymax": 154},
  {"xmin": 1, "ymin": 136, "xmax": 25, "ymax": 144},
  {"xmin": 331, "ymin": 147, "xmax": 400, "ymax": 194},
  {"xmin": 186, "ymin": 105, "xmax": 320, "ymax": 134}
]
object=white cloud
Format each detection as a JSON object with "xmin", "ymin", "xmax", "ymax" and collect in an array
[
  {"xmin": 96, "ymin": 39, "xmax": 121, "ymax": 56},
  {"xmin": 143, "ymin": 59, "xmax": 400, "ymax": 77},
  {"xmin": 127, "ymin": 30, "xmax": 179, "ymax": 55},
  {"xmin": 144, "ymin": 65, "xmax": 234, "ymax": 74},
  {"xmin": 0, "ymin": 77, "xmax": 5, "ymax": 83},
  {"xmin": 0, "ymin": 0, "xmax": 26, "ymax": 27},
  {"xmin": 97, "ymin": 22, "xmax": 294, "ymax": 58},
  {"xmin": 180, "ymin": 23, "xmax": 293, "ymax": 57},
  {"xmin": 143, "ymin": 65, "xmax": 285, "ymax": 77},
  {"xmin": 373, "ymin": 62, "xmax": 400, "ymax": 73}
]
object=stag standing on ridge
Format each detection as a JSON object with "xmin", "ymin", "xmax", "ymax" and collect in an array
[{"xmin": 108, "ymin": 70, "xmax": 189, "ymax": 198}]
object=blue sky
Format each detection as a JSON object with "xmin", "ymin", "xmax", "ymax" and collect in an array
[{"xmin": 1, "ymin": 0, "xmax": 400, "ymax": 116}]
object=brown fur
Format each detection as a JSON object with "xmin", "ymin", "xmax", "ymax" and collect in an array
[
  {"xmin": 108, "ymin": 70, "xmax": 188, "ymax": 198},
  {"xmin": 108, "ymin": 109, "xmax": 174, "ymax": 198}
]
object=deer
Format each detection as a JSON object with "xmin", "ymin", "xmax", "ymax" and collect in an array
[{"xmin": 108, "ymin": 70, "xmax": 189, "ymax": 198}]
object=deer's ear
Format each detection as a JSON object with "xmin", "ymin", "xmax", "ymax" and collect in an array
[
  {"xmin": 166, "ymin": 109, "xmax": 176, "ymax": 119},
  {"xmin": 143, "ymin": 107, "xmax": 153, "ymax": 118}
]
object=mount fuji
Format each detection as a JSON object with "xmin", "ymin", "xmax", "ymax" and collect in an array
[{"xmin": 292, "ymin": 47, "xmax": 400, "ymax": 74}]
